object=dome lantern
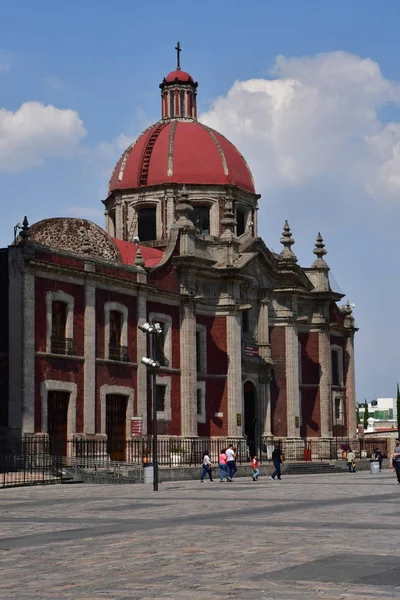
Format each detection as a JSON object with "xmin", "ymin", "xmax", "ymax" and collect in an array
[{"xmin": 159, "ymin": 42, "xmax": 198, "ymax": 119}]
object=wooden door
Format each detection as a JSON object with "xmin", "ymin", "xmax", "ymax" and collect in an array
[
  {"xmin": 47, "ymin": 391, "xmax": 69, "ymax": 456},
  {"xmin": 106, "ymin": 395, "xmax": 127, "ymax": 461}
]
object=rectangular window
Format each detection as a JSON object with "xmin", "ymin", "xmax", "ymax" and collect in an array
[
  {"xmin": 154, "ymin": 323, "xmax": 166, "ymax": 366},
  {"xmin": 109, "ymin": 310, "xmax": 122, "ymax": 347},
  {"xmin": 197, "ymin": 388, "xmax": 202, "ymax": 416},
  {"xmin": 331, "ymin": 350, "xmax": 340, "ymax": 386},
  {"xmin": 334, "ymin": 397, "xmax": 341, "ymax": 421},
  {"xmin": 196, "ymin": 331, "xmax": 201, "ymax": 372},
  {"xmin": 242, "ymin": 310, "xmax": 249, "ymax": 334},
  {"xmin": 156, "ymin": 385, "xmax": 166, "ymax": 412},
  {"xmin": 236, "ymin": 210, "xmax": 246, "ymax": 236},
  {"xmin": 52, "ymin": 301, "xmax": 67, "ymax": 340}
]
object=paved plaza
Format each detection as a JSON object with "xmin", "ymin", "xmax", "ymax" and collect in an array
[{"xmin": 0, "ymin": 470, "xmax": 399, "ymax": 599}]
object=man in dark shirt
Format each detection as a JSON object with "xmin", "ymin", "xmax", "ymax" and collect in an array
[{"xmin": 392, "ymin": 439, "xmax": 400, "ymax": 484}]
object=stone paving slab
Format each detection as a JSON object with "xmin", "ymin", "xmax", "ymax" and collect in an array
[{"xmin": 0, "ymin": 470, "xmax": 399, "ymax": 599}]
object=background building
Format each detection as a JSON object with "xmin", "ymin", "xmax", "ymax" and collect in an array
[{"xmin": 0, "ymin": 58, "xmax": 358, "ymax": 457}]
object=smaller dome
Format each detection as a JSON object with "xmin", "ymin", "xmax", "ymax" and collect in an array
[{"xmin": 164, "ymin": 70, "xmax": 194, "ymax": 84}]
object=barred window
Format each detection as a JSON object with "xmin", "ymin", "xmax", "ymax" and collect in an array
[{"xmin": 52, "ymin": 301, "xmax": 67, "ymax": 340}]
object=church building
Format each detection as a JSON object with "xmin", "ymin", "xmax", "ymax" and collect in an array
[{"xmin": 0, "ymin": 49, "xmax": 358, "ymax": 457}]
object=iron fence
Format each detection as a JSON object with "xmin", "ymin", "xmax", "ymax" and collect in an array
[{"xmin": 0, "ymin": 436, "xmax": 62, "ymax": 488}]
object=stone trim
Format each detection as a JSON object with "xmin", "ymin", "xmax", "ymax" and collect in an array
[
  {"xmin": 100, "ymin": 384, "xmax": 134, "ymax": 440},
  {"xmin": 104, "ymin": 301, "xmax": 128, "ymax": 360},
  {"xmin": 40, "ymin": 380, "xmax": 77, "ymax": 438},
  {"xmin": 196, "ymin": 380, "xmax": 206, "ymax": 424},
  {"xmin": 154, "ymin": 375, "xmax": 171, "ymax": 421},
  {"xmin": 45, "ymin": 290, "xmax": 74, "ymax": 354}
]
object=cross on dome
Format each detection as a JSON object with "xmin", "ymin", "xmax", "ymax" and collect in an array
[{"xmin": 175, "ymin": 41, "xmax": 181, "ymax": 70}]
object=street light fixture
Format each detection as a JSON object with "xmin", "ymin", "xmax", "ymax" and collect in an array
[{"xmin": 140, "ymin": 321, "xmax": 162, "ymax": 491}]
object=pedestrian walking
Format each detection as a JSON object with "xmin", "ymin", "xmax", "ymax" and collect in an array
[
  {"xmin": 347, "ymin": 448, "xmax": 356, "ymax": 473},
  {"xmin": 251, "ymin": 455, "xmax": 259, "ymax": 481},
  {"xmin": 200, "ymin": 450, "xmax": 214, "ymax": 483},
  {"xmin": 270, "ymin": 446, "xmax": 282, "ymax": 481},
  {"xmin": 225, "ymin": 444, "xmax": 237, "ymax": 481},
  {"xmin": 374, "ymin": 447, "xmax": 383, "ymax": 472},
  {"xmin": 392, "ymin": 438, "xmax": 400, "ymax": 484},
  {"xmin": 218, "ymin": 448, "xmax": 229, "ymax": 482}
]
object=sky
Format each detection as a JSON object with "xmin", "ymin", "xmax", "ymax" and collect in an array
[{"xmin": 1, "ymin": 0, "xmax": 399, "ymax": 403}]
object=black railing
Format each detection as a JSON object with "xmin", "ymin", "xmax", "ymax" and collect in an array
[
  {"xmin": 50, "ymin": 336, "xmax": 74, "ymax": 356},
  {"xmin": 0, "ymin": 436, "xmax": 62, "ymax": 488},
  {"xmin": 108, "ymin": 344, "xmax": 128, "ymax": 362}
]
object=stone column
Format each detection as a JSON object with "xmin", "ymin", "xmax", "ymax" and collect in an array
[
  {"xmin": 285, "ymin": 322, "xmax": 301, "ymax": 438},
  {"xmin": 345, "ymin": 332, "xmax": 357, "ymax": 439},
  {"xmin": 180, "ymin": 298, "xmax": 197, "ymax": 437},
  {"xmin": 83, "ymin": 276, "xmax": 96, "ymax": 435},
  {"xmin": 319, "ymin": 327, "xmax": 332, "ymax": 438},
  {"xmin": 165, "ymin": 192, "xmax": 175, "ymax": 237},
  {"xmin": 136, "ymin": 290, "xmax": 148, "ymax": 434},
  {"xmin": 226, "ymin": 308, "xmax": 243, "ymax": 437},
  {"xmin": 115, "ymin": 202, "xmax": 123, "ymax": 239},
  {"xmin": 21, "ymin": 269, "xmax": 35, "ymax": 434},
  {"xmin": 260, "ymin": 373, "xmax": 272, "ymax": 437}
]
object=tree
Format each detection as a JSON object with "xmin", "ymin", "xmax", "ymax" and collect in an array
[
  {"xmin": 363, "ymin": 400, "xmax": 370, "ymax": 429},
  {"xmin": 397, "ymin": 384, "xmax": 400, "ymax": 437},
  {"xmin": 356, "ymin": 404, "xmax": 360, "ymax": 425}
]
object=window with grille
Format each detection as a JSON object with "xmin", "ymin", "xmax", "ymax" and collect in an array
[
  {"xmin": 334, "ymin": 397, "xmax": 341, "ymax": 420},
  {"xmin": 331, "ymin": 349, "xmax": 341, "ymax": 386},
  {"xmin": 52, "ymin": 301, "xmax": 67, "ymax": 340},
  {"xmin": 110, "ymin": 311, "xmax": 122, "ymax": 347},
  {"xmin": 156, "ymin": 385, "xmax": 166, "ymax": 412}
]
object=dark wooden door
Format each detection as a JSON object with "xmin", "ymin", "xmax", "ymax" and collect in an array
[
  {"xmin": 47, "ymin": 391, "xmax": 69, "ymax": 456},
  {"xmin": 106, "ymin": 395, "xmax": 127, "ymax": 461}
]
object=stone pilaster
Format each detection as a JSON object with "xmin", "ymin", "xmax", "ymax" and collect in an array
[
  {"xmin": 285, "ymin": 322, "xmax": 301, "ymax": 438},
  {"xmin": 115, "ymin": 201, "xmax": 123, "ymax": 239},
  {"xmin": 260, "ymin": 374, "xmax": 272, "ymax": 438},
  {"xmin": 136, "ymin": 290, "xmax": 148, "ymax": 434},
  {"xmin": 165, "ymin": 191, "xmax": 175, "ymax": 237},
  {"xmin": 180, "ymin": 298, "xmax": 197, "ymax": 437},
  {"xmin": 319, "ymin": 327, "xmax": 332, "ymax": 438},
  {"xmin": 227, "ymin": 309, "xmax": 242, "ymax": 437},
  {"xmin": 83, "ymin": 277, "xmax": 96, "ymax": 434},
  {"xmin": 21, "ymin": 269, "xmax": 35, "ymax": 434},
  {"xmin": 345, "ymin": 332, "xmax": 357, "ymax": 439}
]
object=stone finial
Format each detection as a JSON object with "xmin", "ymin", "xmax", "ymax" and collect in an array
[
  {"xmin": 175, "ymin": 185, "xmax": 194, "ymax": 229},
  {"xmin": 19, "ymin": 216, "xmax": 31, "ymax": 244},
  {"xmin": 279, "ymin": 220, "xmax": 296, "ymax": 262},
  {"xmin": 344, "ymin": 300, "xmax": 353, "ymax": 316},
  {"xmin": 134, "ymin": 246, "xmax": 145, "ymax": 268},
  {"xmin": 220, "ymin": 196, "xmax": 237, "ymax": 241},
  {"xmin": 312, "ymin": 232, "xmax": 329, "ymax": 269}
]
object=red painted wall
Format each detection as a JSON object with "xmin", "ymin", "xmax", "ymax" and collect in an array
[
  {"xmin": 197, "ymin": 315, "xmax": 228, "ymax": 436},
  {"xmin": 270, "ymin": 326, "xmax": 287, "ymax": 437},
  {"xmin": 148, "ymin": 263, "xmax": 180, "ymax": 293},
  {"xmin": 35, "ymin": 278, "xmax": 85, "ymax": 356},
  {"xmin": 34, "ymin": 356, "xmax": 84, "ymax": 432},
  {"xmin": 299, "ymin": 331, "xmax": 320, "ymax": 437}
]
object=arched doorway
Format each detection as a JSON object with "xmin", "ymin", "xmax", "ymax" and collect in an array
[{"xmin": 244, "ymin": 381, "xmax": 258, "ymax": 459}]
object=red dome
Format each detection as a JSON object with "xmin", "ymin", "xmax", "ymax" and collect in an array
[
  {"xmin": 109, "ymin": 120, "xmax": 255, "ymax": 193},
  {"xmin": 165, "ymin": 70, "xmax": 194, "ymax": 83}
]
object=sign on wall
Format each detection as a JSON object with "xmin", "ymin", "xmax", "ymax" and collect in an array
[
  {"xmin": 244, "ymin": 345, "xmax": 259, "ymax": 357},
  {"xmin": 131, "ymin": 417, "xmax": 143, "ymax": 436}
]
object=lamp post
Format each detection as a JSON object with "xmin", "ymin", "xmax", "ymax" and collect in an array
[{"xmin": 139, "ymin": 322, "xmax": 162, "ymax": 491}]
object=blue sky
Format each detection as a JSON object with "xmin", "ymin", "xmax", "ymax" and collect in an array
[{"xmin": 1, "ymin": 0, "xmax": 400, "ymax": 403}]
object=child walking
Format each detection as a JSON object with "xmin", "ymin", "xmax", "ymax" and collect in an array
[
  {"xmin": 200, "ymin": 450, "xmax": 214, "ymax": 483},
  {"xmin": 251, "ymin": 455, "xmax": 259, "ymax": 481}
]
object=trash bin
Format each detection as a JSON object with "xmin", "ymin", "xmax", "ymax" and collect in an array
[
  {"xmin": 143, "ymin": 463, "xmax": 154, "ymax": 484},
  {"xmin": 370, "ymin": 460, "xmax": 380, "ymax": 475}
]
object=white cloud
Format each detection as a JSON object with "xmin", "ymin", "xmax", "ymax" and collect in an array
[
  {"xmin": 0, "ymin": 102, "xmax": 86, "ymax": 173},
  {"xmin": 199, "ymin": 51, "xmax": 400, "ymax": 200}
]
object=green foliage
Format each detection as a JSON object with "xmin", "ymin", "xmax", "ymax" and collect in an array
[
  {"xmin": 356, "ymin": 405, "xmax": 360, "ymax": 425},
  {"xmin": 363, "ymin": 401, "xmax": 370, "ymax": 428}
]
